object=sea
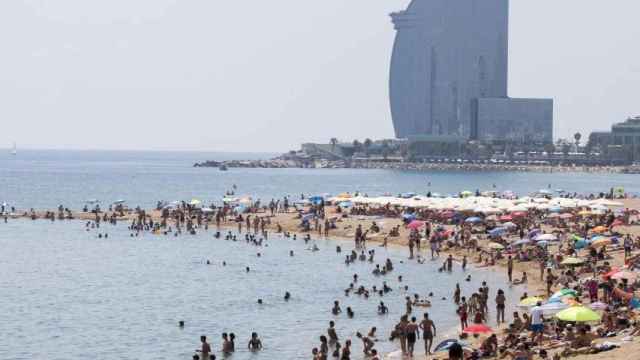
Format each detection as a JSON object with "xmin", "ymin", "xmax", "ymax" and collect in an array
[{"xmin": 1, "ymin": 150, "xmax": 638, "ymax": 359}]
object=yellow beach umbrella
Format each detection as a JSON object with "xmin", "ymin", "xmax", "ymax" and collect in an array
[
  {"xmin": 488, "ymin": 242, "xmax": 504, "ymax": 250},
  {"xmin": 561, "ymin": 257, "xmax": 585, "ymax": 266},
  {"xmin": 555, "ymin": 306, "xmax": 601, "ymax": 322},
  {"xmin": 519, "ymin": 296, "xmax": 544, "ymax": 307},
  {"xmin": 578, "ymin": 210, "xmax": 592, "ymax": 216},
  {"xmin": 190, "ymin": 199, "xmax": 202, "ymax": 206}
]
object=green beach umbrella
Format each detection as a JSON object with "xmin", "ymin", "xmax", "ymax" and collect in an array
[{"xmin": 555, "ymin": 306, "xmax": 601, "ymax": 322}]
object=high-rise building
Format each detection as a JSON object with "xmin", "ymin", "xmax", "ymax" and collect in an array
[{"xmin": 389, "ymin": 0, "xmax": 553, "ymax": 143}]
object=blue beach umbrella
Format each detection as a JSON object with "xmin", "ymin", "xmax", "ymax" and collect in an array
[
  {"xmin": 338, "ymin": 201, "xmax": 352, "ymax": 208},
  {"xmin": 513, "ymin": 239, "xmax": 532, "ymax": 246},
  {"xmin": 574, "ymin": 239, "xmax": 588, "ymax": 249},
  {"xmin": 434, "ymin": 339, "xmax": 469, "ymax": 352},
  {"xmin": 465, "ymin": 216, "xmax": 483, "ymax": 224},
  {"xmin": 489, "ymin": 227, "xmax": 506, "ymax": 237},
  {"xmin": 549, "ymin": 206, "xmax": 562, "ymax": 213}
]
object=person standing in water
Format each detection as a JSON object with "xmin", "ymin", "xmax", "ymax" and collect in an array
[
  {"xmin": 420, "ymin": 312, "xmax": 437, "ymax": 354},
  {"xmin": 406, "ymin": 316, "xmax": 419, "ymax": 357},
  {"xmin": 197, "ymin": 336, "xmax": 211, "ymax": 359},
  {"xmin": 248, "ymin": 332, "xmax": 262, "ymax": 351}
]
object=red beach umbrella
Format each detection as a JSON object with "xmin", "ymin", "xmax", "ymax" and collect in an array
[
  {"xmin": 462, "ymin": 324, "xmax": 493, "ymax": 334},
  {"xmin": 611, "ymin": 219, "xmax": 624, "ymax": 227},
  {"xmin": 407, "ymin": 220, "xmax": 424, "ymax": 230},
  {"xmin": 602, "ymin": 268, "xmax": 620, "ymax": 279},
  {"xmin": 499, "ymin": 215, "xmax": 513, "ymax": 221},
  {"xmin": 512, "ymin": 211, "xmax": 527, "ymax": 218}
]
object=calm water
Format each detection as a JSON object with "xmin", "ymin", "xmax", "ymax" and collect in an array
[
  {"xmin": 1, "ymin": 219, "xmax": 521, "ymax": 360},
  {"xmin": 1, "ymin": 150, "xmax": 639, "ymax": 210},
  {"xmin": 1, "ymin": 150, "xmax": 638, "ymax": 359}
]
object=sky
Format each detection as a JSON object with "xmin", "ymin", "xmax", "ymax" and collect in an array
[{"xmin": 1, "ymin": 0, "xmax": 639, "ymax": 152}]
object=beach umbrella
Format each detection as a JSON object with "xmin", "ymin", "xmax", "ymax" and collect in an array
[
  {"xmin": 602, "ymin": 268, "xmax": 621, "ymax": 279},
  {"xmin": 460, "ymin": 190, "xmax": 473, "ymax": 198},
  {"xmin": 574, "ymin": 239, "xmax": 588, "ymax": 250},
  {"xmin": 190, "ymin": 199, "xmax": 202, "ymax": 206},
  {"xmin": 462, "ymin": 324, "xmax": 493, "ymax": 334},
  {"xmin": 502, "ymin": 222, "xmax": 517, "ymax": 228},
  {"xmin": 561, "ymin": 257, "xmax": 585, "ymax": 266},
  {"xmin": 488, "ymin": 227, "xmax": 506, "ymax": 236},
  {"xmin": 538, "ymin": 189, "xmax": 553, "ymax": 195},
  {"xmin": 465, "ymin": 216, "xmax": 483, "ymax": 224},
  {"xmin": 551, "ymin": 289, "xmax": 578, "ymax": 300},
  {"xmin": 532, "ymin": 302, "xmax": 569, "ymax": 316},
  {"xmin": 338, "ymin": 201, "xmax": 353, "ymax": 208},
  {"xmin": 488, "ymin": 242, "xmax": 504, "ymax": 250},
  {"xmin": 512, "ymin": 211, "xmax": 527, "ymax": 217},
  {"xmin": 519, "ymin": 296, "xmax": 544, "ymax": 307},
  {"xmin": 499, "ymin": 215, "xmax": 513, "ymax": 221},
  {"xmin": 336, "ymin": 193, "xmax": 352, "ymax": 199},
  {"xmin": 513, "ymin": 239, "xmax": 532, "ymax": 246},
  {"xmin": 407, "ymin": 220, "xmax": 424, "ymax": 230},
  {"xmin": 591, "ymin": 238, "xmax": 611, "ymax": 248},
  {"xmin": 434, "ymin": 339, "xmax": 470, "ymax": 352},
  {"xmin": 589, "ymin": 302, "xmax": 608, "ymax": 311},
  {"xmin": 611, "ymin": 219, "xmax": 624, "ymax": 227},
  {"xmin": 534, "ymin": 233, "xmax": 558, "ymax": 241},
  {"xmin": 547, "ymin": 213, "xmax": 561, "ymax": 218},
  {"xmin": 555, "ymin": 306, "xmax": 601, "ymax": 322},
  {"xmin": 113, "ymin": 199, "xmax": 126, "ymax": 204},
  {"xmin": 578, "ymin": 210, "xmax": 592, "ymax": 216},
  {"xmin": 591, "ymin": 226, "xmax": 608, "ymax": 234},
  {"xmin": 559, "ymin": 213, "xmax": 574, "ymax": 219},
  {"xmin": 611, "ymin": 270, "xmax": 638, "ymax": 281}
]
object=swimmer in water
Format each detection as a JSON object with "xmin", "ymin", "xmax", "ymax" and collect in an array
[{"xmin": 247, "ymin": 332, "xmax": 262, "ymax": 351}]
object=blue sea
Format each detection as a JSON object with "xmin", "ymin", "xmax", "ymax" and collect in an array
[{"xmin": 1, "ymin": 150, "xmax": 638, "ymax": 359}]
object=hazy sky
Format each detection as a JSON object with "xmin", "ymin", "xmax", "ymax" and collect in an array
[{"xmin": 1, "ymin": 0, "xmax": 639, "ymax": 152}]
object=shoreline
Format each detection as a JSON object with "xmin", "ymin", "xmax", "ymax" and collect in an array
[{"xmin": 193, "ymin": 159, "xmax": 640, "ymax": 174}]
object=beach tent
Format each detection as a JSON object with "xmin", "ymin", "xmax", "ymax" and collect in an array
[{"xmin": 555, "ymin": 306, "xmax": 601, "ymax": 322}]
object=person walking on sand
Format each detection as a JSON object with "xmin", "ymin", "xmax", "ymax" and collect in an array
[
  {"xmin": 507, "ymin": 255, "xmax": 514, "ymax": 282},
  {"xmin": 420, "ymin": 312, "xmax": 436, "ymax": 354},
  {"xmin": 495, "ymin": 289, "xmax": 506, "ymax": 324}
]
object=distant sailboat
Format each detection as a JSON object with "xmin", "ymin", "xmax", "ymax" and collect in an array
[{"xmin": 11, "ymin": 142, "xmax": 17, "ymax": 155}]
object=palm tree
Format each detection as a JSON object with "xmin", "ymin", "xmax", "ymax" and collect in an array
[
  {"xmin": 574, "ymin": 132, "xmax": 582, "ymax": 149},
  {"xmin": 352, "ymin": 139, "xmax": 361, "ymax": 153},
  {"xmin": 363, "ymin": 138, "xmax": 373, "ymax": 156},
  {"xmin": 330, "ymin": 138, "xmax": 338, "ymax": 151},
  {"xmin": 381, "ymin": 140, "xmax": 391, "ymax": 160}
]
